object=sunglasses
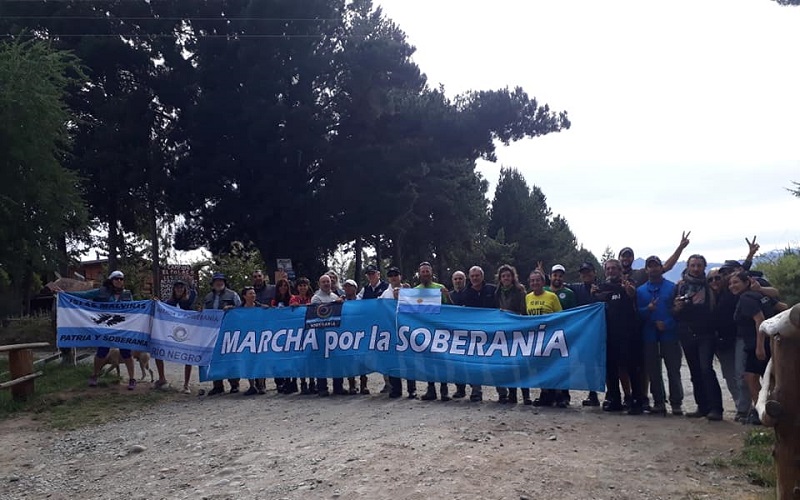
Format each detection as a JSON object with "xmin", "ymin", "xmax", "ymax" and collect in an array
[
  {"xmin": 708, "ymin": 275, "xmax": 722, "ymax": 283},
  {"xmin": 112, "ymin": 277, "xmax": 124, "ymax": 281}
]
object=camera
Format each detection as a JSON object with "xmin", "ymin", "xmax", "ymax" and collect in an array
[{"xmin": 676, "ymin": 294, "xmax": 693, "ymax": 304}]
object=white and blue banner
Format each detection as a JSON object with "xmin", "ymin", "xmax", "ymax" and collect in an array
[
  {"xmin": 204, "ymin": 300, "xmax": 607, "ymax": 391},
  {"xmin": 56, "ymin": 294, "xmax": 152, "ymax": 351},
  {"xmin": 150, "ymin": 302, "xmax": 225, "ymax": 366}
]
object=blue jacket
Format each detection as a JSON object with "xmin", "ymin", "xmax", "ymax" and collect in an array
[{"xmin": 636, "ymin": 279, "xmax": 677, "ymax": 343}]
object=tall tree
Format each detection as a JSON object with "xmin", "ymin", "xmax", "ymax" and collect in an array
[{"xmin": 0, "ymin": 38, "xmax": 87, "ymax": 314}]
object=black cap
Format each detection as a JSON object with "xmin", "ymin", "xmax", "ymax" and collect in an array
[
  {"xmin": 173, "ymin": 279, "xmax": 187, "ymax": 287},
  {"xmin": 578, "ymin": 262, "xmax": 595, "ymax": 272},
  {"xmin": 645, "ymin": 255, "xmax": 662, "ymax": 267},
  {"xmin": 619, "ymin": 247, "xmax": 634, "ymax": 257},
  {"xmin": 365, "ymin": 264, "xmax": 378, "ymax": 274},
  {"xmin": 386, "ymin": 266, "xmax": 401, "ymax": 276},
  {"xmin": 720, "ymin": 259, "xmax": 742, "ymax": 270}
]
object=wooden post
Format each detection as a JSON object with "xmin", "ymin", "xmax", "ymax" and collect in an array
[
  {"xmin": 8, "ymin": 348, "xmax": 34, "ymax": 401},
  {"xmin": 757, "ymin": 304, "xmax": 800, "ymax": 499}
]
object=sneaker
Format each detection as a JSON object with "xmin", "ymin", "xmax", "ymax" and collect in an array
[
  {"xmin": 685, "ymin": 410, "xmax": 708, "ymax": 418},
  {"xmin": 470, "ymin": 393, "xmax": 483, "ymax": 403},
  {"xmin": 152, "ymin": 379, "xmax": 168, "ymax": 390},
  {"xmin": 243, "ymin": 386, "xmax": 258, "ymax": 396},
  {"xmin": 406, "ymin": 392, "xmax": 417, "ymax": 400},
  {"xmin": 88, "ymin": 376, "xmax": 98, "ymax": 387},
  {"xmin": 127, "ymin": 379, "xmax": 137, "ymax": 391},
  {"xmin": 182, "ymin": 386, "xmax": 191, "ymax": 395},
  {"xmin": 627, "ymin": 404, "xmax": 644, "ymax": 416},
  {"xmin": 207, "ymin": 386, "xmax": 225, "ymax": 396},
  {"xmin": 602, "ymin": 400, "xmax": 624, "ymax": 412},
  {"xmin": 582, "ymin": 392, "xmax": 600, "ymax": 407},
  {"xmin": 734, "ymin": 411, "xmax": 749, "ymax": 423},
  {"xmin": 229, "ymin": 387, "xmax": 239, "ymax": 394},
  {"xmin": 706, "ymin": 411, "xmax": 723, "ymax": 421},
  {"xmin": 746, "ymin": 409, "xmax": 762, "ymax": 426},
  {"xmin": 671, "ymin": 404, "xmax": 684, "ymax": 416},
  {"xmin": 646, "ymin": 404, "xmax": 667, "ymax": 416}
]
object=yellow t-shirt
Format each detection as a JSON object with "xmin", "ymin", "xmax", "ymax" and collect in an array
[{"xmin": 525, "ymin": 290, "xmax": 563, "ymax": 316}]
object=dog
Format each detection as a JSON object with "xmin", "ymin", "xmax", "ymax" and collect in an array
[{"xmin": 100, "ymin": 348, "xmax": 155, "ymax": 382}]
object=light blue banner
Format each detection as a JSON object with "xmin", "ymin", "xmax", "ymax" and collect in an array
[
  {"xmin": 203, "ymin": 300, "xmax": 607, "ymax": 391},
  {"xmin": 56, "ymin": 294, "xmax": 152, "ymax": 351},
  {"xmin": 150, "ymin": 302, "xmax": 225, "ymax": 366}
]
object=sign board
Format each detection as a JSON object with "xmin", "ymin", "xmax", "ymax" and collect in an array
[
  {"xmin": 276, "ymin": 258, "xmax": 295, "ymax": 280},
  {"xmin": 159, "ymin": 264, "xmax": 194, "ymax": 300}
]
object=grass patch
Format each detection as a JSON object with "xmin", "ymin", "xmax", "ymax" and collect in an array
[
  {"xmin": 726, "ymin": 429, "xmax": 776, "ymax": 489},
  {"xmin": 1, "ymin": 362, "xmax": 176, "ymax": 430}
]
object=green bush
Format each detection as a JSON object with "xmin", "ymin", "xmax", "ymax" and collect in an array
[{"xmin": 754, "ymin": 248, "xmax": 800, "ymax": 306}]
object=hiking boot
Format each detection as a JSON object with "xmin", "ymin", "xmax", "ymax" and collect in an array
[
  {"xmin": 734, "ymin": 411, "xmax": 748, "ymax": 423},
  {"xmin": 420, "ymin": 389, "xmax": 438, "ymax": 401},
  {"xmin": 470, "ymin": 393, "xmax": 483, "ymax": 403},
  {"xmin": 582, "ymin": 392, "xmax": 600, "ymax": 407},
  {"xmin": 453, "ymin": 388, "xmax": 467, "ymax": 399},
  {"xmin": 406, "ymin": 391, "xmax": 417, "ymax": 400},
  {"xmin": 646, "ymin": 404, "xmax": 667, "ymax": 416},
  {"xmin": 243, "ymin": 386, "xmax": 258, "ymax": 396},
  {"xmin": 706, "ymin": 411, "xmax": 723, "ymax": 421}
]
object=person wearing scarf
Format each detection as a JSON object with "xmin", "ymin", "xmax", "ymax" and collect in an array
[
  {"xmin": 494, "ymin": 264, "xmax": 530, "ymax": 404},
  {"xmin": 671, "ymin": 254, "xmax": 723, "ymax": 421}
]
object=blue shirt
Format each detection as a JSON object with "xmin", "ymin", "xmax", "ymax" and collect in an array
[{"xmin": 636, "ymin": 279, "xmax": 677, "ymax": 343}]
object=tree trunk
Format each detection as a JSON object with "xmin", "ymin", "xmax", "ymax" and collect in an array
[
  {"xmin": 760, "ymin": 304, "xmax": 800, "ymax": 499},
  {"xmin": 354, "ymin": 237, "xmax": 363, "ymax": 285},
  {"xmin": 57, "ymin": 234, "xmax": 69, "ymax": 277},
  {"xmin": 149, "ymin": 197, "xmax": 160, "ymax": 299},
  {"xmin": 107, "ymin": 215, "xmax": 119, "ymax": 272},
  {"xmin": 374, "ymin": 235, "xmax": 383, "ymax": 273},
  {"xmin": 393, "ymin": 234, "xmax": 404, "ymax": 279}
]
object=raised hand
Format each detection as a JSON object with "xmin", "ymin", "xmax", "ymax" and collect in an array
[
  {"xmin": 745, "ymin": 235, "xmax": 760, "ymax": 257},
  {"xmin": 679, "ymin": 230, "xmax": 691, "ymax": 250}
]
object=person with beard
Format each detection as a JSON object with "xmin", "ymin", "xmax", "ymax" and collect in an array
[
  {"xmin": 494, "ymin": 264, "xmax": 529, "ymax": 404},
  {"xmin": 452, "ymin": 266, "xmax": 497, "ymax": 402},
  {"xmin": 203, "ymin": 273, "xmax": 242, "ymax": 395},
  {"xmin": 593, "ymin": 259, "xmax": 645, "ymax": 414},
  {"xmin": 618, "ymin": 231, "xmax": 691, "ymax": 287},
  {"xmin": 416, "ymin": 261, "xmax": 453, "ymax": 402},
  {"xmin": 544, "ymin": 264, "xmax": 576, "ymax": 407},
  {"xmin": 568, "ymin": 262, "xmax": 603, "ymax": 407},
  {"xmin": 672, "ymin": 254, "xmax": 723, "ymax": 421},
  {"xmin": 707, "ymin": 267, "xmax": 750, "ymax": 422},
  {"xmin": 636, "ymin": 256, "xmax": 683, "ymax": 416},
  {"xmin": 252, "ymin": 269, "xmax": 276, "ymax": 305}
]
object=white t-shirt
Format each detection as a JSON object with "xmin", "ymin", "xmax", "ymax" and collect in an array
[
  {"xmin": 379, "ymin": 285, "xmax": 400, "ymax": 299},
  {"xmin": 311, "ymin": 290, "xmax": 340, "ymax": 304}
]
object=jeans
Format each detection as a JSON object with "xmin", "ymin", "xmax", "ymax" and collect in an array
[
  {"xmin": 679, "ymin": 327, "xmax": 723, "ymax": 415},
  {"xmin": 644, "ymin": 339, "xmax": 683, "ymax": 407}
]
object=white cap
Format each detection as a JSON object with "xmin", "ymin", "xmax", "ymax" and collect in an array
[
  {"xmin": 109, "ymin": 270, "xmax": 125, "ymax": 279},
  {"xmin": 551, "ymin": 264, "xmax": 566, "ymax": 273},
  {"xmin": 343, "ymin": 279, "xmax": 358, "ymax": 287}
]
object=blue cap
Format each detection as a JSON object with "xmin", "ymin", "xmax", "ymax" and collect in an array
[{"xmin": 211, "ymin": 272, "xmax": 226, "ymax": 283}]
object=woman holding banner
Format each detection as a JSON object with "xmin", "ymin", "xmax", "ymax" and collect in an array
[
  {"xmin": 272, "ymin": 278, "xmax": 299, "ymax": 394},
  {"xmin": 289, "ymin": 278, "xmax": 316, "ymax": 394},
  {"xmin": 163, "ymin": 280, "xmax": 197, "ymax": 394},
  {"xmin": 494, "ymin": 264, "xmax": 530, "ymax": 404}
]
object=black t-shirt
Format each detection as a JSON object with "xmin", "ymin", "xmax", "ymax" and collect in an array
[
  {"xmin": 734, "ymin": 290, "xmax": 773, "ymax": 350},
  {"xmin": 712, "ymin": 289, "xmax": 738, "ymax": 342},
  {"xmin": 595, "ymin": 281, "xmax": 636, "ymax": 338},
  {"xmin": 461, "ymin": 283, "xmax": 498, "ymax": 309}
]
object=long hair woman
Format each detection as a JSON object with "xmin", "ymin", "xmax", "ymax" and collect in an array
[
  {"xmin": 288, "ymin": 278, "xmax": 315, "ymax": 394},
  {"xmin": 493, "ymin": 264, "xmax": 529, "ymax": 404},
  {"xmin": 163, "ymin": 280, "xmax": 198, "ymax": 394}
]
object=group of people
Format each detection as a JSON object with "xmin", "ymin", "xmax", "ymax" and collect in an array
[{"xmin": 66, "ymin": 233, "xmax": 789, "ymax": 425}]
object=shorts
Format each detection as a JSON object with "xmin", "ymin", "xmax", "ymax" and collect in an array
[
  {"xmin": 744, "ymin": 340, "xmax": 771, "ymax": 375},
  {"xmin": 96, "ymin": 347, "xmax": 131, "ymax": 359}
]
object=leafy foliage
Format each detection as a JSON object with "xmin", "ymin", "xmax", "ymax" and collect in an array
[
  {"xmin": 754, "ymin": 247, "xmax": 800, "ymax": 306},
  {"xmin": 0, "ymin": 38, "xmax": 87, "ymax": 315}
]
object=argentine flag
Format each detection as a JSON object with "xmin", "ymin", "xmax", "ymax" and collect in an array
[
  {"xmin": 56, "ymin": 293, "xmax": 152, "ymax": 350},
  {"xmin": 150, "ymin": 302, "xmax": 225, "ymax": 366},
  {"xmin": 398, "ymin": 288, "xmax": 442, "ymax": 314}
]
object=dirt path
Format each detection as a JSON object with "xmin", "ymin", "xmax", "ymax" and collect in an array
[{"xmin": 1, "ymin": 362, "xmax": 766, "ymax": 500}]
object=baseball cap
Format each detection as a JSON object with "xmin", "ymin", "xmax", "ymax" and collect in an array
[
  {"xmin": 551, "ymin": 264, "xmax": 566, "ymax": 273},
  {"xmin": 578, "ymin": 262, "xmax": 595, "ymax": 272},
  {"xmin": 343, "ymin": 279, "xmax": 358, "ymax": 287},
  {"xmin": 365, "ymin": 264, "xmax": 378, "ymax": 274},
  {"xmin": 386, "ymin": 266, "xmax": 401, "ymax": 276},
  {"xmin": 173, "ymin": 279, "xmax": 187, "ymax": 287},
  {"xmin": 618, "ymin": 247, "xmax": 634, "ymax": 257},
  {"xmin": 211, "ymin": 272, "xmax": 226, "ymax": 283},
  {"xmin": 109, "ymin": 270, "xmax": 124, "ymax": 279},
  {"xmin": 719, "ymin": 259, "xmax": 742, "ymax": 271},
  {"xmin": 645, "ymin": 255, "xmax": 662, "ymax": 266}
]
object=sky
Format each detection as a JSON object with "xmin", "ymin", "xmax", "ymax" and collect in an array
[{"xmin": 377, "ymin": 0, "xmax": 800, "ymax": 263}]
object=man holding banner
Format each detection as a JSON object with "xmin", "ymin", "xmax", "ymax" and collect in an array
[{"xmin": 416, "ymin": 262, "xmax": 453, "ymax": 402}]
